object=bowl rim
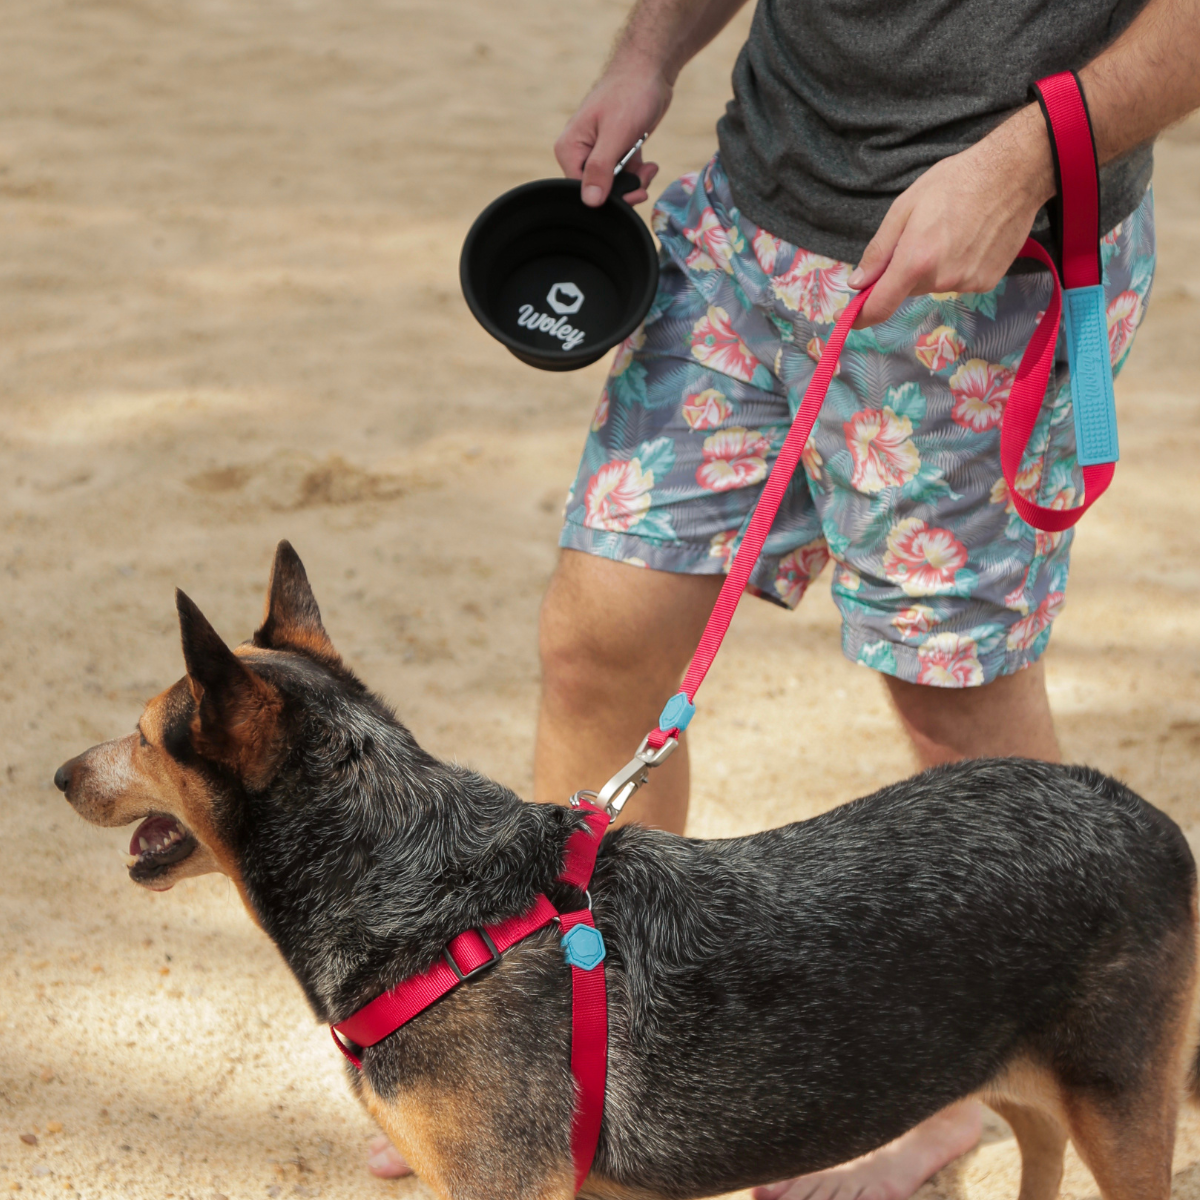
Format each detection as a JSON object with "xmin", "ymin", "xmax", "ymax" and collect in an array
[{"xmin": 459, "ymin": 177, "xmax": 660, "ymax": 370}]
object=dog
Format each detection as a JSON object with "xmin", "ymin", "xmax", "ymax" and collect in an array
[{"xmin": 55, "ymin": 541, "xmax": 1199, "ymax": 1200}]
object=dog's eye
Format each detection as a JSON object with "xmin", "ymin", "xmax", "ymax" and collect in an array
[{"xmin": 139, "ymin": 730, "xmax": 149, "ymax": 748}]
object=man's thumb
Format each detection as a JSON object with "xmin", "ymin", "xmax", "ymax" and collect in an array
[{"xmin": 849, "ymin": 238, "xmax": 888, "ymax": 289}]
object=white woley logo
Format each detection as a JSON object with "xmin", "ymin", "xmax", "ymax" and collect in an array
[
  {"xmin": 546, "ymin": 282, "xmax": 584, "ymax": 315},
  {"xmin": 517, "ymin": 282, "xmax": 587, "ymax": 351}
]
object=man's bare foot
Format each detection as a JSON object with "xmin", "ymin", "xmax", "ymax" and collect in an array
[
  {"xmin": 367, "ymin": 1133, "xmax": 414, "ymax": 1179},
  {"xmin": 752, "ymin": 1099, "xmax": 984, "ymax": 1200}
]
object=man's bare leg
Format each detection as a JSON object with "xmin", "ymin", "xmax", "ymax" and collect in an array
[
  {"xmin": 534, "ymin": 550, "xmax": 723, "ymax": 829},
  {"xmin": 752, "ymin": 660, "xmax": 1060, "ymax": 1200}
]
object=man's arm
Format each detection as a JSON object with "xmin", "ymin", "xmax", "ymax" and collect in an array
[
  {"xmin": 851, "ymin": 0, "xmax": 1200, "ymax": 326},
  {"xmin": 555, "ymin": 0, "xmax": 750, "ymax": 208}
]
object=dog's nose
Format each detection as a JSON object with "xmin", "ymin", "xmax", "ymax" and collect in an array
[{"xmin": 53, "ymin": 762, "xmax": 72, "ymax": 793}]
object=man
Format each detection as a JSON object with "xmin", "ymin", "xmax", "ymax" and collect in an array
[{"xmin": 370, "ymin": 0, "xmax": 1200, "ymax": 1191}]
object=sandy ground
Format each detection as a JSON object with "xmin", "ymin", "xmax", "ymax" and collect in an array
[{"xmin": 2, "ymin": 1, "xmax": 1200, "ymax": 1198}]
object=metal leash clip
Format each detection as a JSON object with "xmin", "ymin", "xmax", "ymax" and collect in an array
[
  {"xmin": 613, "ymin": 134, "xmax": 649, "ymax": 177},
  {"xmin": 592, "ymin": 733, "xmax": 679, "ymax": 823}
]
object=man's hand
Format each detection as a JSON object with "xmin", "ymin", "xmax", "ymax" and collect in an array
[
  {"xmin": 850, "ymin": 104, "xmax": 1055, "ymax": 327},
  {"xmin": 554, "ymin": 57, "xmax": 670, "ymax": 207},
  {"xmin": 852, "ymin": 0, "xmax": 1200, "ymax": 327},
  {"xmin": 555, "ymin": 0, "xmax": 750, "ymax": 207}
]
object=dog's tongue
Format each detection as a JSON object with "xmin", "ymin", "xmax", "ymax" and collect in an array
[{"xmin": 130, "ymin": 815, "xmax": 183, "ymax": 857}]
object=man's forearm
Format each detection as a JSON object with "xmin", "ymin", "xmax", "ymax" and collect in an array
[
  {"xmin": 1080, "ymin": 0, "xmax": 1200, "ymax": 162},
  {"xmin": 608, "ymin": 0, "xmax": 750, "ymax": 85}
]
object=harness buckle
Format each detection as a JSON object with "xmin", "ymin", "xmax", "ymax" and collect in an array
[
  {"xmin": 442, "ymin": 927, "xmax": 501, "ymax": 982},
  {"xmin": 594, "ymin": 733, "xmax": 679, "ymax": 823}
]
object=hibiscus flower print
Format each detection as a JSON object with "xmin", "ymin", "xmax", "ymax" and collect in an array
[
  {"xmin": 590, "ymin": 390, "xmax": 609, "ymax": 432},
  {"xmin": 684, "ymin": 206, "xmax": 736, "ymax": 273},
  {"xmin": 917, "ymin": 632, "xmax": 984, "ymax": 687},
  {"xmin": 914, "ymin": 325, "xmax": 966, "ymax": 373},
  {"xmin": 844, "ymin": 406, "xmax": 921, "ymax": 494},
  {"xmin": 691, "ymin": 306, "xmax": 761, "ymax": 384},
  {"xmin": 1006, "ymin": 590, "xmax": 1064, "ymax": 651},
  {"xmin": 771, "ymin": 251, "xmax": 853, "ymax": 324},
  {"xmin": 806, "ymin": 336, "xmax": 842, "ymax": 377},
  {"xmin": 834, "ymin": 564, "xmax": 861, "ymax": 593},
  {"xmin": 696, "ymin": 427, "xmax": 772, "ymax": 492},
  {"xmin": 1004, "ymin": 581, "xmax": 1031, "ymax": 616},
  {"xmin": 892, "ymin": 605, "xmax": 937, "ymax": 640},
  {"xmin": 583, "ymin": 458, "xmax": 654, "ymax": 533},
  {"xmin": 773, "ymin": 541, "xmax": 830, "ymax": 607},
  {"xmin": 883, "ymin": 518, "xmax": 969, "ymax": 597},
  {"xmin": 1033, "ymin": 488, "xmax": 1077, "ymax": 556},
  {"xmin": 679, "ymin": 170, "xmax": 700, "ymax": 196},
  {"xmin": 612, "ymin": 327, "xmax": 646, "ymax": 377},
  {"xmin": 681, "ymin": 388, "xmax": 733, "ymax": 431},
  {"xmin": 801, "ymin": 438, "xmax": 823, "ymax": 481},
  {"xmin": 1107, "ymin": 290, "xmax": 1142, "ymax": 364},
  {"xmin": 989, "ymin": 463, "xmax": 1042, "ymax": 515},
  {"xmin": 753, "ymin": 228, "xmax": 781, "ymax": 274},
  {"xmin": 709, "ymin": 529, "xmax": 738, "ymax": 572},
  {"xmin": 949, "ymin": 359, "xmax": 1014, "ymax": 432}
]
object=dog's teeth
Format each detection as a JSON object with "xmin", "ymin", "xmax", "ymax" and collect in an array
[
  {"xmin": 139, "ymin": 837, "xmax": 149, "ymax": 852},
  {"xmin": 125, "ymin": 855, "xmax": 138, "ymax": 868}
]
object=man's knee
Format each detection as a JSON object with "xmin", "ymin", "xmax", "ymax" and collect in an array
[
  {"xmin": 538, "ymin": 550, "xmax": 721, "ymax": 697},
  {"xmin": 539, "ymin": 552, "xmax": 658, "ymax": 693},
  {"xmin": 883, "ymin": 661, "xmax": 1059, "ymax": 765}
]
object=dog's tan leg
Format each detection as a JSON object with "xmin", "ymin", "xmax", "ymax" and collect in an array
[
  {"xmin": 987, "ymin": 1101, "xmax": 1066, "ymax": 1200},
  {"xmin": 1062, "ymin": 1090, "xmax": 1175, "ymax": 1200}
]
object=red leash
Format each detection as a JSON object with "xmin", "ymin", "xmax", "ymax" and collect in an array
[{"xmin": 330, "ymin": 71, "xmax": 1114, "ymax": 1199}]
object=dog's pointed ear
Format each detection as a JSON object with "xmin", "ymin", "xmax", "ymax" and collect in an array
[
  {"xmin": 177, "ymin": 589, "xmax": 284, "ymax": 787},
  {"xmin": 253, "ymin": 541, "xmax": 340, "ymax": 663}
]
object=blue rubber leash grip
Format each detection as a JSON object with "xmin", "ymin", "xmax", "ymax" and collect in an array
[{"xmin": 1063, "ymin": 283, "xmax": 1119, "ymax": 466}]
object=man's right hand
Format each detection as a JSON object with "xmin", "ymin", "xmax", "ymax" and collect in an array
[{"xmin": 554, "ymin": 57, "xmax": 672, "ymax": 207}]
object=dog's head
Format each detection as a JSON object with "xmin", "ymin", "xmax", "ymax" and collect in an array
[{"xmin": 54, "ymin": 540, "xmax": 349, "ymax": 903}]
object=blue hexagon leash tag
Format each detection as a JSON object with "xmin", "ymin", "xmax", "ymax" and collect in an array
[
  {"xmin": 1063, "ymin": 284, "xmax": 1119, "ymax": 467},
  {"xmin": 562, "ymin": 923, "xmax": 606, "ymax": 971}
]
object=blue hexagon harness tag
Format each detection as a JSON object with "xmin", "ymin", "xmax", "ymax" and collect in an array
[{"xmin": 561, "ymin": 923, "xmax": 606, "ymax": 971}]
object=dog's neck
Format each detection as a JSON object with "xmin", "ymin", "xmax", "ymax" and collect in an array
[{"xmin": 238, "ymin": 713, "xmax": 582, "ymax": 1024}]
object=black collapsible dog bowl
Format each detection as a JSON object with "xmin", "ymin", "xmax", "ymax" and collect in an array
[{"xmin": 460, "ymin": 172, "xmax": 659, "ymax": 371}]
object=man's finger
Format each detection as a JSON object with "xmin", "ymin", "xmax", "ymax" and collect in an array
[
  {"xmin": 852, "ymin": 253, "xmax": 922, "ymax": 328},
  {"xmin": 580, "ymin": 124, "xmax": 645, "ymax": 206},
  {"xmin": 849, "ymin": 194, "xmax": 915, "ymax": 289},
  {"xmin": 616, "ymin": 159, "xmax": 659, "ymax": 206},
  {"xmin": 555, "ymin": 121, "xmax": 597, "ymax": 180}
]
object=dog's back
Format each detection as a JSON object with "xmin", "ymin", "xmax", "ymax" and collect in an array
[{"xmin": 589, "ymin": 758, "xmax": 1196, "ymax": 1197}]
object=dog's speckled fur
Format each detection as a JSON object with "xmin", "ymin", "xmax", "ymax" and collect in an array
[{"xmin": 56, "ymin": 542, "xmax": 1200, "ymax": 1200}]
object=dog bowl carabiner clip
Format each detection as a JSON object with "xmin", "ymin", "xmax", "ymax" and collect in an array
[{"xmin": 582, "ymin": 733, "xmax": 679, "ymax": 823}]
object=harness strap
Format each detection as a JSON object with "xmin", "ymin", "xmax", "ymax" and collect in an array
[
  {"xmin": 330, "ymin": 802, "xmax": 610, "ymax": 1193},
  {"xmin": 561, "ymin": 907, "xmax": 609, "ymax": 1192},
  {"xmin": 646, "ymin": 71, "xmax": 1111, "ymax": 751},
  {"xmin": 331, "ymin": 892, "xmax": 561, "ymax": 1067}
]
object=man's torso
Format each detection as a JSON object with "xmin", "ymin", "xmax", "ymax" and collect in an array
[{"xmin": 717, "ymin": 0, "xmax": 1153, "ymax": 262}]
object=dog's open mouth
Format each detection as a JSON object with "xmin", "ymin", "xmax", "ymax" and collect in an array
[{"xmin": 127, "ymin": 814, "xmax": 198, "ymax": 883}]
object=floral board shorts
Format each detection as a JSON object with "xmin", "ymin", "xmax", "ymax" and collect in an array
[{"xmin": 560, "ymin": 154, "xmax": 1156, "ymax": 687}]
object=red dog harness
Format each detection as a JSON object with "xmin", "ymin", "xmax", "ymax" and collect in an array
[
  {"xmin": 330, "ymin": 71, "xmax": 1111, "ymax": 1198},
  {"xmin": 331, "ymin": 800, "xmax": 611, "ymax": 1193}
]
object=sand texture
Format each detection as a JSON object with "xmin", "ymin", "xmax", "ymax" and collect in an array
[{"xmin": 4, "ymin": 0, "xmax": 1200, "ymax": 1197}]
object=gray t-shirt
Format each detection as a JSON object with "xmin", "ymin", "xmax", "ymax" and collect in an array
[{"xmin": 716, "ymin": 0, "xmax": 1153, "ymax": 264}]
